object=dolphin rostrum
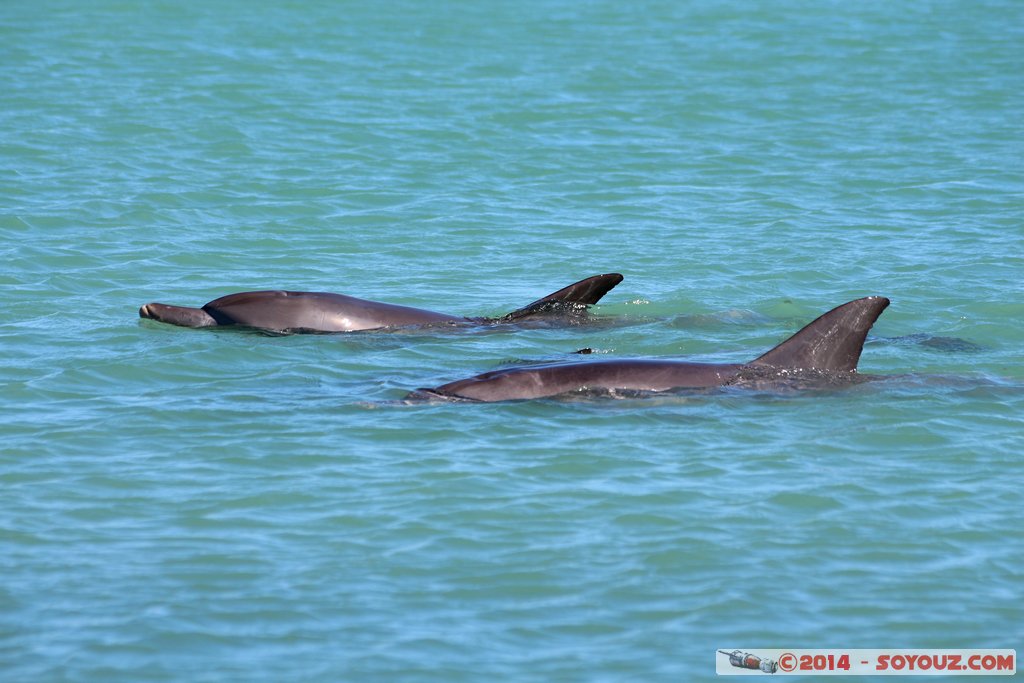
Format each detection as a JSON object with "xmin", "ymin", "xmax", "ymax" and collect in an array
[
  {"xmin": 415, "ymin": 296, "xmax": 890, "ymax": 401},
  {"xmin": 139, "ymin": 273, "xmax": 623, "ymax": 333}
]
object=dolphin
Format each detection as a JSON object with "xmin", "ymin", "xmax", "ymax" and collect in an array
[
  {"xmin": 414, "ymin": 296, "xmax": 890, "ymax": 402},
  {"xmin": 139, "ymin": 273, "xmax": 623, "ymax": 333}
]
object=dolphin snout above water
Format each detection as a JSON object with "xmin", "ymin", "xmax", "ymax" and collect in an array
[{"xmin": 139, "ymin": 302, "xmax": 218, "ymax": 328}]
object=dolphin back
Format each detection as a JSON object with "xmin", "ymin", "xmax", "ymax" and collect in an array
[
  {"xmin": 500, "ymin": 273, "xmax": 624, "ymax": 321},
  {"xmin": 201, "ymin": 290, "xmax": 462, "ymax": 332},
  {"xmin": 749, "ymin": 296, "xmax": 890, "ymax": 372}
]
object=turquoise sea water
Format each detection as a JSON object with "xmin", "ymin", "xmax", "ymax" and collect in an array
[{"xmin": 2, "ymin": 1, "xmax": 1022, "ymax": 680}]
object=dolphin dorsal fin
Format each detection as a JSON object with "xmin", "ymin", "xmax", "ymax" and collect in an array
[
  {"xmin": 502, "ymin": 273, "xmax": 624, "ymax": 321},
  {"xmin": 750, "ymin": 296, "xmax": 890, "ymax": 372}
]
